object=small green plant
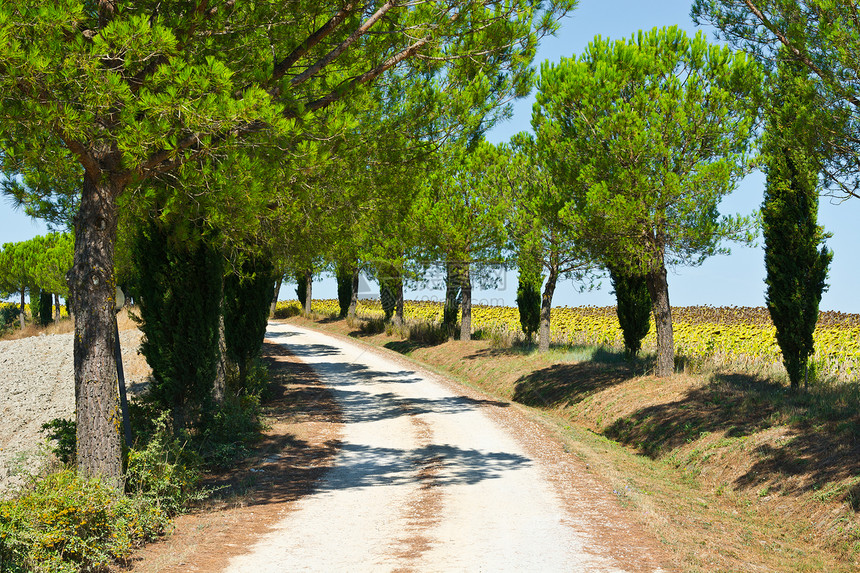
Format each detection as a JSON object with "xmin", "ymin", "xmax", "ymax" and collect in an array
[
  {"xmin": 126, "ymin": 411, "xmax": 205, "ymax": 516},
  {"xmin": 195, "ymin": 394, "xmax": 264, "ymax": 468},
  {"xmin": 41, "ymin": 418, "xmax": 76, "ymax": 465}
]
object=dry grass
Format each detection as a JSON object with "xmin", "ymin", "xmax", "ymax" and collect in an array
[
  {"xmin": 0, "ymin": 318, "xmax": 74, "ymax": 340},
  {"xmin": 0, "ymin": 306, "xmax": 142, "ymax": 342},
  {"xmin": 285, "ymin": 314, "xmax": 860, "ymax": 573}
]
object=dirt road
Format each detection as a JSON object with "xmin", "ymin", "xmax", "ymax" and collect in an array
[{"xmin": 223, "ymin": 323, "xmax": 667, "ymax": 572}]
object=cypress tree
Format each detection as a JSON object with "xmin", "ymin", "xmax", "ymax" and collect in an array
[
  {"xmin": 336, "ymin": 264, "xmax": 353, "ymax": 318},
  {"xmin": 442, "ymin": 260, "xmax": 461, "ymax": 333},
  {"xmin": 133, "ymin": 222, "xmax": 223, "ymax": 429},
  {"xmin": 515, "ymin": 245, "xmax": 542, "ymax": 343},
  {"xmin": 763, "ymin": 53, "xmax": 832, "ymax": 390},
  {"xmin": 37, "ymin": 290, "xmax": 53, "ymax": 326},
  {"xmin": 295, "ymin": 273, "xmax": 308, "ymax": 309},
  {"xmin": 608, "ymin": 266, "xmax": 651, "ymax": 359},
  {"xmin": 379, "ymin": 270, "xmax": 396, "ymax": 322},
  {"xmin": 224, "ymin": 256, "xmax": 276, "ymax": 392}
]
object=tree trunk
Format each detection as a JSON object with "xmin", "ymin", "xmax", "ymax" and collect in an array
[
  {"xmin": 304, "ymin": 272, "xmax": 313, "ymax": 314},
  {"xmin": 645, "ymin": 263, "xmax": 674, "ymax": 377},
  {"xmin": 459, "ymin": 263, "xmax": 472, "ymax": 341},
  {"xmin": 213, "ymin": 304, "xmax": 227, "ymax": 404},
  {"xmin": 394, "ymin": 271, "xmax": 404, "ymax": 326},
  {"xmin": 19, "ymin": 289, "xmax": 25, "ymax": 330},
  {"xmin": 269, "ymin": 275, "xmax": 282, "ymax": 317},
  {"xmin": 444, "ymin": 260, "xmax": 460, "ymax": 332},
  {"xmin": 68, "ymin": 171, "xmax": 123, "ymax": 487},
  {"xmin": 348, "ymin": 267, "xmax": 359, "ymax": 317},
  {"xmin": 54, "ymin": 293, "xmax": 61, "ymax": 321},
  {"xmin": 114, "ymin": 315, "xmax": 132, "ymax": 448},
  {"xmin": 539, "ymin": 266, "xmax": 558, "ymax": 353}
]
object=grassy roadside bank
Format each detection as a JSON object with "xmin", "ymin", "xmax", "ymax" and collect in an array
[{"xmin": 282, "ymin": 314, "xmax": 860, "ymax": 573}]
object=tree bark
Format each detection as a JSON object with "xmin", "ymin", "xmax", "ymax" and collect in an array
[
  {"xmin": 459, "ymin": 263, "xmax": 472, "ymax": 341},
  {"xmin": 646, "ymin": 263, "xmax": 674, "ymax": 377},
  {"xmin": 348, "ymin": 267, "xmax": 359, "ymax": 317},
  {"xmin": 304, "ymin": 272, "xmax": 313, "ymax": 314},
  {"xmin": 269, "ymin": 275, "xmax": 282, "ymax": 317},
  {"xmin": 394, "ymin": 272, "xmax": 404, "ymax": 326},
  {"xmin": 114, "ymin": 315, "xmax": 132, "ymax": 448},
  {"xmin": 539, "ymin": 266, "xmax": 558, "ymax": 353},
  {"xmin": 444, "ymin": 259, "xmax": 459, "ymax": 331},
  {"xmin": 54, "ymin": 293, "xmax": 61, "ymax": 321},
  {"xmin": 19, "ymin": 289, "xmax": 25, "ymax": 330},
  {"xmin": 69, "ymin": 171, "xmax": 123, "ymax": 487},
  {"xmin": 213, "ymin": 303, "xmax": 227, "ymax": 404}
]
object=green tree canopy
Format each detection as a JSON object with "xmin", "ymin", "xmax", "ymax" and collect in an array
[
  {"xmin": 692, "ymin": 0, "xmax": 857, "ymax": 199},
  {"xmin": 1, "ymin": 0, "xmax": 576, "ymax": 483}
]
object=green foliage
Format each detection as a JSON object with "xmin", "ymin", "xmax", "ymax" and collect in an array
[
  {"xmin": 195, "ymin": 391, "xmax": 264, "ymax": 468},
  {"xmin": 336, "ymin": 264, "xmax": 353, "ymax": 319},
  {"xmin": 295, "ymin": 273, "xmax": 308, "ymax": 310},
  {"xmin": 0, "ymin": 470, "xmax": 169, "ymax": 573},
  {"xmin": 33, "ymin": 288, "xmax": 53, "ymax": 327},
  {"xmin": 41, "ymin": 418, "xmax": 76, "ymax": 465},
  {"xmin": 762, "ymin": 53, "xmax": 833, "ymax": 390},
  {"xmin": 517, "ymin": 249, "xmax": 543, "ymax": 340},
  {"xmin": 692, "ymin": 0, "xmax": 857, "ymax": 199},
  {"xmin": 132, "ymin": 221, "xmax": 223, "ymax": 430},
  {"xmin": 224, "ymin": 256, "xmax": 276, "ymax": 390},
  {"xmin": 609, "ymin": 267, "xmax": 651, "ymax": 359},
  {"xmin": 125, "ymin": 411, "xmax": 204, "ymax": 516}
]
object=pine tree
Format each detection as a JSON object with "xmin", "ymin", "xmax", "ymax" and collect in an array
[{"xmin": 762, "ymin": 53, "xmax": 833, "ymax": 390}]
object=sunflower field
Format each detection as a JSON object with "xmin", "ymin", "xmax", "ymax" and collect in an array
[{"xmin": 276, "ymin": 299, "xmax": 860, "ymax": 382}]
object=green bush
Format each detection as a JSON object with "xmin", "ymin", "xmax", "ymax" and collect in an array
[
  {"xmin": 0, "ymin": 470, "xmax": 169, "ymax": 573},
  {"xmin": 195, "ymin": 393, "xmax": 264, "ymax": 468},
  {"xmin": 126, "ymin": 411, "xmax": 205, "ymax": 516},
  {"xmin": 272, "ymin": 302, "xmax": 300, "ymax": 319}
]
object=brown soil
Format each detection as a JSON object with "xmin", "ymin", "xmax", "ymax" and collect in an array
[{"xmin": 116, "ymin": 341, "xmax": 343, "ymax": 572}]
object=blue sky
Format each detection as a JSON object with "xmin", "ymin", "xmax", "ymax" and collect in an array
[{"xmin": 2, "ymin": 0, "xmax": 858, "ymax": 312}]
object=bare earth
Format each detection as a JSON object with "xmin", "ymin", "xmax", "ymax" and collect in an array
[{"xmin": 202, "ymin": 323, "xmax": 670, "ymax": 572}]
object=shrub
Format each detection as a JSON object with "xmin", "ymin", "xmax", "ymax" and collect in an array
[
  {"xmin": 272, "ymin": 301, "xmax": 301, "ymax": 319},
  {"xmin": 195, "ymin": 393, "xmax": 264, "ymax": 468},
  {"xmin": 0, "ymin": 470, "xmax": 170, "ymax": 572},
  {"xmin": 125, "ymin": 411, "xmax": 205, "ymax": 516}
]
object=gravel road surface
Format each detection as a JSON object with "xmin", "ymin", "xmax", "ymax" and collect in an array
[{"xmin": 224, "ymin": 323, "xmax": 661, "ymax": 572}]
